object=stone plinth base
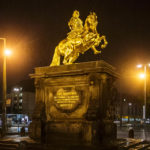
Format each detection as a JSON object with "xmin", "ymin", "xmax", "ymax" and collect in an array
[{"xmin": 29, "ymin": 60, "xmax": 119, "ymax": 145}]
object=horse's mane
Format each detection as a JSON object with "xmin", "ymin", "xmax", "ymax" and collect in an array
[{"xmin": 84, "ymin": 12, "xmax": 98, "ymax": 32}]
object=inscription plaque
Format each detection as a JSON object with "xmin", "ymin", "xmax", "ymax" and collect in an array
[{"xmin": 54, "ymin": 88, "xmax": 80, "ymax": 112}]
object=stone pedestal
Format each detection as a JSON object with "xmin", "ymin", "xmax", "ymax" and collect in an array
[{"xmin": 29, "ymin": 60, "xmax": 119, "ymax": 145}]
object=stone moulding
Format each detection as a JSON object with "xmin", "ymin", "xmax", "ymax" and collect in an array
[{"xmin": 30, "ymin": 60, "xmax": 119, "ymax": 79}]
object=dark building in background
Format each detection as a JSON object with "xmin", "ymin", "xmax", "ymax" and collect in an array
[{"xmin": 115, "ymin": 93, "xmax": 143, "ymax": 124}]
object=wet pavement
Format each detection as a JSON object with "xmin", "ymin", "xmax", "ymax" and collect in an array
[
  {"xmin": 0, "ymin": 136, "xmax": 150, "ymax": 149},
  {"xmin": 0, "ymin": 135, "xmax": 150, "ymax": 150},
  {"xmin": 0, "ymin": 125, "xmax": 150, "ymax": 150},
  {"xmin": 117, "ymin": 125, "xmax": 150, "ymax": 141}
]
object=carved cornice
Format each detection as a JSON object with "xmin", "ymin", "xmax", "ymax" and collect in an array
[{"xmin": 30, "ymin": 60, "xmax": 120, "ymax": 79}]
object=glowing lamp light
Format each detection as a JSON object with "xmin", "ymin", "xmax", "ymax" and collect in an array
[
  {"xmin": 128, "ymin": 103, "xmax": 132, "ymax": 106},
  {"xmin": 137, "ymin": 64, "xmax": 142, "ymax": 68},
  {"xmin": 139, "ymin": 73, "xmax": 146, "ymax": 79},
  {"xmin": 4, "ymin": 49, "xmax": 12, "ymax": 56},
  {"xmin": 13, "ymin": 88, "xmax": 19, "ymax": 92}
]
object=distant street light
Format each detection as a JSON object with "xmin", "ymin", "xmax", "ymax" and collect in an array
[
  {"xmin": 128, "ymin": 102, "xmax": 132, "ymax": 106},
  {"xmin": 137, "ymin": 64, "xmax": 150, "ymax": 121},
  {"xmin": 0, "ymin": 38, "xmax": 12, "ymax": 136}
]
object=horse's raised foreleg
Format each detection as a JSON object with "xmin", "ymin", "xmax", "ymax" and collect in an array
[
  {"xmin": 50, "ymin": 46, "xmax": 60, "ymax": 66},
  {"xmin": 92, "ymin": 46, "xmax": 101, "ymax": 54},
  {"xmin": 100, "ymin": 35, "xmax": 108, "ymax": 49}
]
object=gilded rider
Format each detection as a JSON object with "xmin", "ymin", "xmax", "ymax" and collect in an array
[{"xmin": 67, "ymin": 10, "xmax": 83, "ymax": 42}]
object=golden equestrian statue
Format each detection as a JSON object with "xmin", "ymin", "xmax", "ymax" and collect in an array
[{"xmin": 50, "ymin": 10, "xmax": 108, "ymax": 66}]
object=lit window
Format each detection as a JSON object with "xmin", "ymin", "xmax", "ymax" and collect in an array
[{"xmin": 19, "ymin": 106, "xmax": 22, "ymax": 109}]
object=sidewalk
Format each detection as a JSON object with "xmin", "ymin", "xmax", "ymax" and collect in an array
[
  {"xmin": 117, "ymin": 125, "xmax": 150, "ymax": 141},
  {"xmin": 0, "ymin": 134, "xmax": 37, "ymax": 143},
  {"xmin": 0, "ymin": 135, "xmax": 44, "ymax": 150}
]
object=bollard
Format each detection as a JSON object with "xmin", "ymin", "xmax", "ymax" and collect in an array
[
  {"xmin": 20, "ymin": 127, "xmax": 25, "ymax": 137},
  {"xmin": 0, "ymin": 128, "xmax": 2, "ymax": 137},
  {"xmin": 128, "ymin": 127, "xmax": 134, "ymax": 138}
]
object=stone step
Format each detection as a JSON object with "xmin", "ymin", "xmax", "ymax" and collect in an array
[
  {"xmin": 120, "ymin": 140, "xmax": 144, "ymax": 149},
  {"xmin": 129, "ymin": 144, "xmax": 150, "ymax": 150},
  {"xmin": 134, "ymin": 143, "xmax": 150, "ymax": 150},
  {"xmin": 26, "ymin": 143, "xmax": 44, "ymax": 150},
  {"xmin": 0, "ymin": 142, "xmax": 19, "ymax": 147},
  {"xmin": 117, "ymin": 139, "xmax": 128, "ymax": 147},
  {"xmin": 0, "ymin": 137, "xmax": 149, "ymax": 150},
  {"xmin": 118, "ymin": 138, "xmax": 150, "ymax": 150},
  {"xmin": 0, "ymin": 140, "xmax": 19, "ymax": 150},
  {"xmin": 0, "ymin": 147, "xmax": 16, "ymax": 150}
]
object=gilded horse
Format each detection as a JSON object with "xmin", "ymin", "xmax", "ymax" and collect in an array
[{"xmin": 50, "ymin": 12, "xmax": 108, "ymax": 66}]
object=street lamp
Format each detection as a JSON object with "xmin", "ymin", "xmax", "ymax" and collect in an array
[
  {"xmin": 139, "ymin": 73, "xmax": 146, "ymax": 79},
  {"xmin": 4, "ymin": 49, "xmax": 12, "ymax": 56},
  {"xmin": 0, "ymin": 38, "xmax": 12, "ymax": 136},
  {"xmin": 137, "ymin": 64, "xmax": 150, "ymax": 122}
]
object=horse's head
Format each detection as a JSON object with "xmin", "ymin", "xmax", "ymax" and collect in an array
[{"xmin": 84, "ymin": 12, "xmax": 98, "ymax": 33}]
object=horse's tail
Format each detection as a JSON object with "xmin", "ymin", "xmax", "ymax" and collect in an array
[{"xmin": 50, "ymin": 46, "xmax": 60, "ymax": 66}]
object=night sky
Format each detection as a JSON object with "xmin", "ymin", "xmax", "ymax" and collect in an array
[{"xmin": 0, "ymin": 0, "xmax": 150, "ymax": 95}]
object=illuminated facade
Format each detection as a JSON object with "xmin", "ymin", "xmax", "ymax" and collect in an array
[{"xmin": 8, "ymin": 86, "xmax": 35, "ymax": 118}]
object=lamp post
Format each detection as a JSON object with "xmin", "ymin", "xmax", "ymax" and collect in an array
[
  {"xmin": 128, "ymin": 102, "xmax": 132, "ymax": 123},
  {"xmin": 137, "ymin": 64, "xmax": 150, "ymax": 122},
  {"xmin": 0, "ymin": 38, "xmax": 11, "ymax": 136}
]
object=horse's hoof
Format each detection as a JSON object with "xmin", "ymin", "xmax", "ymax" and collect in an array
[
  {"xmin": 94, "ymin": 51, "xmax": 101, "ymax": 54},
  {"xmin": 101, "ymin": 45, "xmax": 106, "ymax": 49}
]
